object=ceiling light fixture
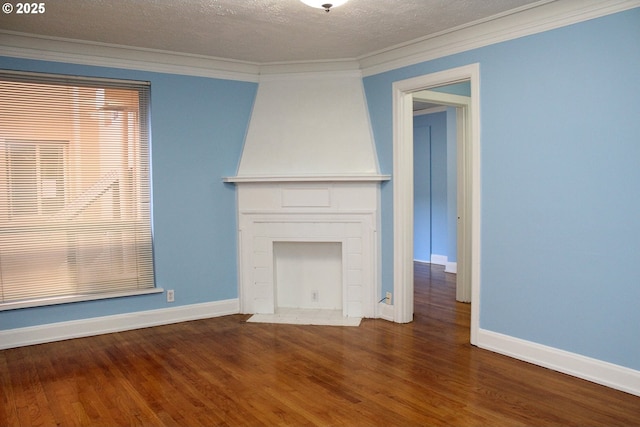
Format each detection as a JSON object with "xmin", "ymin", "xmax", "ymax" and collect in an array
[{"xmin": 300, "ymin": 0, "xmax": 349, "ymax": 12}]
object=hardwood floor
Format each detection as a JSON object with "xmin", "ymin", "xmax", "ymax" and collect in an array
[{"xmin": 2, "ymin": 263, "xmax": 639, "ymax": 426}]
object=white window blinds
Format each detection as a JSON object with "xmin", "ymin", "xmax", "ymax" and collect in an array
[{"xmin": 0, "ymin": 70, "xmax": 155, "ymax": 309}]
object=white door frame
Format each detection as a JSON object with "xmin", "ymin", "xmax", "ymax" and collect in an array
[{"xmin": 391, "ymin": 63, "xmax": 481, "ymax": 345}]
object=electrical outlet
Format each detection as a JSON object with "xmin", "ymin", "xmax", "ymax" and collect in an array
[
  {"xmin": 311, "ymin": 290, "xmax": 319, "ymax": 302},
  {"xmin": 385, "ymin": 292, "xmax": 392, "ymax": 305},
  {"xmin": 167, "ymin": 289, "xmax": 175, "ymax": 303}
]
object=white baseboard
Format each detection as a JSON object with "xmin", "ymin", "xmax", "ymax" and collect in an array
[
  {"xmin": 478, "ymin": 329, "xmax": 640, "ymax": 397},
  {"xmin": 415, "ymin": 257, "xmax": 457, "ymax": 273},
  {"xmin": 430, "ymin": 254, "xmax": 448, "ymax": 266},
  {"xmin": 0, "ymin": 299, "xmax": 240, "ymax": 350},
  {"xmin": 445, "ymin": 262, "xmax": 457, "ymax": 274},
  {"xmin": 378, "ymin": 301, "xmax": 394, "ymax": 322}
]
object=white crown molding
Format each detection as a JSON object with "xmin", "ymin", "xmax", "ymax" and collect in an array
[
  {"xmin": 259, "ymin": 59, "xmax": 361, "ymax": 75},
  {"xmin": 256, "ymin": 68, "xmax": 364, "ymax": 82},
  {"xmin": 0, "ymin": 31, "xmax": 260, "ymax": 82},
  {"xmin": 0, "ymin": 299, "xmax": 240, "ymax": 350},
  {"xmin": 359, "ymin": 0, "xmax": 640, "ymax": 77},
  {"xmin": 478, "ymin": 329, "xmax": 640, "ymax": 397},
  {"xmin": 0, "ymin": 1, "xmax": 637, "ymax": 80}
]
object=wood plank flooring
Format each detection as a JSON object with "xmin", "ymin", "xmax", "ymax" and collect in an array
[{"xmin": 2, "ymin": 263, "xmax": 639, "ymax": 426}]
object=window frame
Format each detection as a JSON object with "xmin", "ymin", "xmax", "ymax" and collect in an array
[{"xmin": 0, "ymin": 70, "xmax": 160, "ymax": 311}]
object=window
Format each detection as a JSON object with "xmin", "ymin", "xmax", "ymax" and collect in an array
[
  {"xmin": 6, "ymin": 140, "xmax": 66, "ymax": 218},
  {"xmin": 0, "ymin": 70, "xmax": 155, "ymax": 309}
]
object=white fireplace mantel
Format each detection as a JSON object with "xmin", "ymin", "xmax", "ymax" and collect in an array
[
  {"xmin": 223, "ymin": 174, "xmax": 390, "ymax": 183},
  {"xmin": 226, "ymin": 179, "xmax": 385, "ymax": 319}
]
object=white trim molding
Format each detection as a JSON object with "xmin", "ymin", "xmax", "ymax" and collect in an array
[
  {"xmin": 392, "ymin": 64, "xmax": 481, "ymax": 347},
  {"xmin": 0, "ymin": 31, "xmax": 261, "ymax": 82},
  {"xmin": 430, "ymin": 254, "xmax": 448, "ymax": 266},
  {"xmin": 0, "ymin": 299, "xmax": 240, "ymax": 350},
  {"xmin": 414, "ymin": 257, "xmax": 458, "ymax": 273},
  {"xmin": 426, "ymin": 255, "xmax": 459, "ymax": 273},
  {"xmin": 1, "ymin": 1, "xmax": 637, "ymax": 80},
  {"xmin": 0, "ymin": 288, "xmax": 164, "ymax": 312},
  {"xmin": 478, "ymin": 329, "xmax": 640, "ymax": 397},
  {"xmin": 445, "ymin": 262, "xmax": 457, "ymax": 274},
  {"xmin": 360, "ymin": 0, "xmax": 640, "ymax": 76},
  {"xmin": 223, "ymin": 174, "xmax": 390, "ymax": 183},
  {"xmin": 377, "ymin": 301, "xmax": 394, "ymax": 322}
]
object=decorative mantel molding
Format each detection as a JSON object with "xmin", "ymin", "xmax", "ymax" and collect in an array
[{"xmin": 223, "ymin": 174, "xmax": 390, "ymax": 183}]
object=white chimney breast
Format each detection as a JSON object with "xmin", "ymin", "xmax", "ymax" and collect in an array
[
  {"xmin": 225, "ymin": 72, "xmax": 389, "ymax": 320},
  {"xmin": 236, "ymin": 72, "xmax": 379, "ymax": 177}
]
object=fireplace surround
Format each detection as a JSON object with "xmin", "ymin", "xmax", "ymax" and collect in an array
[{"xmin": 224, "ymin": 179, "xmax": 385, "ymax": 318}]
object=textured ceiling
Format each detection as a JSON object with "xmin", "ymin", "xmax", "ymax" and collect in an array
[{"xmin": 0, "ymin": 0, "xmax": 546, "ymax": 63}]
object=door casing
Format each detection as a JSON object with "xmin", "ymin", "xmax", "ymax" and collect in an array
[{"xmin": 391, "ymin": 63, "xmax": 480, "ymax": 345}]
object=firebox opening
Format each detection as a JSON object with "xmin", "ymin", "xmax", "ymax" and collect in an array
[{"xmin": 274, "ymin": 241, "xmax": 342, "ymax": 312}]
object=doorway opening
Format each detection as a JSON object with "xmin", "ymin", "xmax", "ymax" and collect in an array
[
  {"xmin": 391, "ymin": 64, "xmax": 480, "ymax": 345},
  {"xmin": 413, "ymin": 86, "xmax": 470, "ymax": 302}
]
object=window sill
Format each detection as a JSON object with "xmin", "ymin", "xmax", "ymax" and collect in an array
[{"xmin": 0, "ymin": 288, "xmax": 164, "ymax": 311}]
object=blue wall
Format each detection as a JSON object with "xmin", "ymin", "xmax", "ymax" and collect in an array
[
  {"xmin": 413, "ymin": 115, "xmax": 431, "ymax": 262},
  {"xmin": 0, "ymin": 57, "xmax": 257, "ymax": 329},
  {"xmin": 364, "ymin": 8, "xmax": 640, "ymax": 370}
]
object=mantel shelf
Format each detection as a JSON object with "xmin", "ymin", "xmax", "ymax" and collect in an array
[{"xmin": 223, "ymin": 174, "xmax": 391, "ymax": 183}]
